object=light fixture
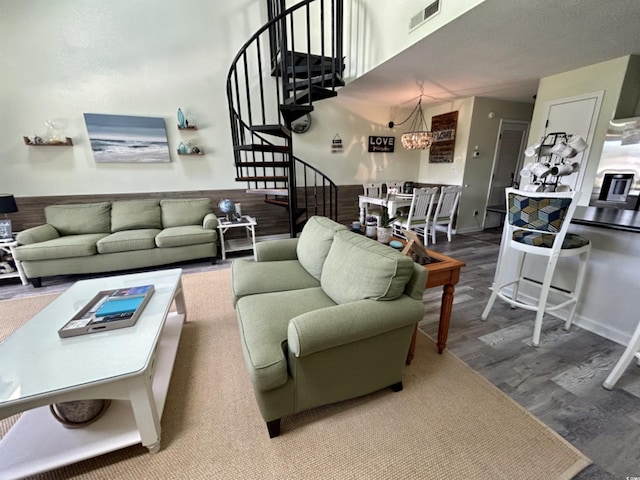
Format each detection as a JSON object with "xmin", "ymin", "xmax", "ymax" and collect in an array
[{"xmin": 388, "ymin": 89, "xmax": 433, "ymax": 150}]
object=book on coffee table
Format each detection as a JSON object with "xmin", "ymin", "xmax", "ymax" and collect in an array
[{"xmin": 58, "ymin": 284, "xmax": 155, "ymax": 338}]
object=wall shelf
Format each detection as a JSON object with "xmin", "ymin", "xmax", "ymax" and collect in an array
[
  {"xmin": 23, "ymin": 136, "xmax": 73, "ymax": 146},
  {"xmin": 177, "ymin": 150, "xmax": 204, "ymax": 156}
]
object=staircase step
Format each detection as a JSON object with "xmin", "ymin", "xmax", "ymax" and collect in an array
[
  {"xmin": 236, "ymin": 175, "xmax": 289, "ymax": 182},
  {"xmin": 279, "ymin": 104, "xmax": 314, "ymax": 124},
  {"xmin": 246, "ymin": 188, "xmax": 289, "ymax": 196},
  {"xmin": 264, "ymin": 198, "xmax": 290, "ymax": 207},
  {"xmin": 250, "ymin": 124, "xmax": 291, "ymax": 138},
  {"xmin": 272, "ymin": 51, "xmax": 344, "ymax": 78},
  {"xmin": 235, "ymin": 161, "xmax": 290, "ymax": 168},
  {"xmin": 284, "ymin": 73, "xmax": 345, "ymax": 92},
  {"xmin": 284, "ymin": 86, "xmax": 338, "ymax": 105},
  {"xmin": 234, "ymin": 144, "xmax": 291, "ymax": 153}
]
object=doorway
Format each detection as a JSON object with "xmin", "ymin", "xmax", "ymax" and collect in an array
[{"xmin": 484, "ymin": 120, "xmax": 529, "ymax": 229}]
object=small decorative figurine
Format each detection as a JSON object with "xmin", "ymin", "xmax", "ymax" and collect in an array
[{"xmin": 177, "ymin": 108, "xmax": 186, "ymax": 128}]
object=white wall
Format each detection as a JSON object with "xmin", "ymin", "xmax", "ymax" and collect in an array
[
  {"xmin": 1, "ymin": 0, "xmax": 269, "ymax": 196},
  {"xmin": 343, "ymin": 0, "xmax": 486, "ymax": 81},
  {"xmin": 526, "ymin": 56, "xmax": 632, "ymax": 205},
  {"xmin": 1, "ymin": 0, "xmax": 452, "ymax": 199}
]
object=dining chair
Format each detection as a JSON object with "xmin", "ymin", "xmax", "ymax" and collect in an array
[
  {"xmin": 363, "ymin": 183, "xmax": 384, "ymax": 223},
  {"xmin": 391, "ymin": 187, "xmax": 438, "ymax": 245},
  {"xmin": 481, "ymin": 188, "xmax": 591, "ymax": 346},
  {"xmin": 385, "ymin": 181, "xmax": 404, "ymax": 195},
  {"xmin": 429, "ymin": 185, "xmax": 462, "ymax": 244}
]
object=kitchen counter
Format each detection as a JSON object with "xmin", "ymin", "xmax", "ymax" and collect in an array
[{"xmin": 572, "ymin": 206, "xmax": 640, "ymax": 233}]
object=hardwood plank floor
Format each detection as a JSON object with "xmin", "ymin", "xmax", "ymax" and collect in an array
[{"xmin": 1, "ymin": 229, "xmax": 638, "ymax": 478}]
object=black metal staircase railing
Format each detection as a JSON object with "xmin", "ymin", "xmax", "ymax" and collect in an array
[{"xmin": 226, "ymin": 0, "xmax": 343, "ymax": 236}]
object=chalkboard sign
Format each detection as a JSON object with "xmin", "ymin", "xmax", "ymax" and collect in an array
[
  {"xmin": 429, "ymin": 111, "xmax": 458, "ymax": 163},
  {"xmin": 368, "ymin": 136, "xmax": 395, "ymax": 153},
  {"xmin": 0, "ymin": 220, "xmax": 12, "ymax": 239}
]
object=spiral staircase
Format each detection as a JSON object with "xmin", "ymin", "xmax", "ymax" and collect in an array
[{"xmin": 226, "ymin": 0, "xmax": 344, "ymax": 236}]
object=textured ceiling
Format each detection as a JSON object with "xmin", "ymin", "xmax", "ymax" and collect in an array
[{"xmin": 339, "ymin": 0, "xmax": 640, "ymax": 107}]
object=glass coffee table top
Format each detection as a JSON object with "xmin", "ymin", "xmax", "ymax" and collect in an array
[{"xmin": 0, "ymin": 269, "xmax": 183, "ymax": 406}]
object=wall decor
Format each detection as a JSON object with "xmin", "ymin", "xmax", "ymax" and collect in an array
[
  {"xmin": 331, "ymin": 134, "xmax": 343, "ymax": 154},
  {"xmin": 84, "ymin": 113, "xmax": 171, "ymax": 163},
  {"xmin": 368, "ymin": 136, "xmax": 395, "ymax": 153},
  {"xmin": 429, "ymin": 111, "xmax": 458, "ymax": 163}
]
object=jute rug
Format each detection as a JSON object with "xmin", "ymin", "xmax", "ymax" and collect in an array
[{"xmin": 0, "ymin": 269, "xmax": 590, "ymax": 479}]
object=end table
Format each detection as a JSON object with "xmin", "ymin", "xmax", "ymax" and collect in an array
[
  {"xmin": 217, "ymin": 216, "xmax": 257, "ymax": 260},
  {"xmin": 0, "ymin": 238, "xmax": 28, "ymax": 285}
]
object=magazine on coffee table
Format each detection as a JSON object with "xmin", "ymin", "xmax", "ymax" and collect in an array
[{"xmin": 58, "ymin": 284, "xmax": 155, "ymax": 338}]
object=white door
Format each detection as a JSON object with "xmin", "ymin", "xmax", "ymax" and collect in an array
[
  {"xmin": 541, "ymin": 92, "xmax": 603, "ymax": 192},
  {"xmin": 484, "ymin": 120, "xmax": 529, "ymax": 229}
]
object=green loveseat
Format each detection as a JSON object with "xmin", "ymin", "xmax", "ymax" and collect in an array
[
  {"xmin": 232, "ymin": 216, "xmax": 427, "ymax": 437},
  {"xmin": 14, "ymin": 198, "xmax": 219, "ymax": 287}
]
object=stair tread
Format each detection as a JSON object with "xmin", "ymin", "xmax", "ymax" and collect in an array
[
  {"xmin": 236, "ymin": 176, "xmax": 289, "ymax": 181},
  {"xmin": 285, "ymin": 73, "xmax": 345, "ymax": 92},
  {"xmin": 235, "ymin": 161, "xmax": 290, "ymax": 167},
  {"xmin": 250, "ymin": 124, "xmax": 292, "ymax": 138},
  {"xmin": 235, "ymin": 144, "xmax": 291, "ymax": 153},
  {"xmin": 247, "ymin": 188, "xmax": 289, "ymax": 196},
  {"xmin": 284, "ymin": 86, "xmax": 338, "ymax": 105}
]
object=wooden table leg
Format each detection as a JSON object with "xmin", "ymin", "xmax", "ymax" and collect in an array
[
  {"xmin": 437, "ymin": 283, "xmax": 455, "ymax": 354},
  {"xmin": 406, "ymin": 324, "xmax": 418, "ymax": 365}
]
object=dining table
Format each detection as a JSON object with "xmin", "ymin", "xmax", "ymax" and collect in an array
[{"xmin": 358, "ymin": 193, "xmax": 414, "ymax": 224}]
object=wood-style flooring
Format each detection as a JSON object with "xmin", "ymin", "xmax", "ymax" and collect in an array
[{"xmin": 1, "ymin": 229, "xmax": 638, "ymax": 478}]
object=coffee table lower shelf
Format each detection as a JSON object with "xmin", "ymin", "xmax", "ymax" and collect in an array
[{"xmin": 0, "ymin": 312, "xmax": 184, "ymax": 479}]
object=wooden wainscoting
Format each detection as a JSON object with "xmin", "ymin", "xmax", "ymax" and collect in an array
[{"xmin": 9, "ymin": 187, "xmax": 365, "ymax": 238}]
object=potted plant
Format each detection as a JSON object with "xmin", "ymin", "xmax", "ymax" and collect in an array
[{"xmin": 376, "ymin": 210, "xmax": 396, "ymax": 244}]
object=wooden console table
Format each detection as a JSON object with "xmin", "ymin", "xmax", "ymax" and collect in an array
[{"xmin": 406, "ymin": 248, "xmax": 466, "ymax": 364}]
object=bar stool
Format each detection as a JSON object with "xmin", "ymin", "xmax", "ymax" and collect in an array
[
  {"xmin": 481, "ymin": 188, "xmax": 591, "ymax": 347},
  {"xmin": 603, "ymin": 320, "xmax": 640, "ymax": 390}
]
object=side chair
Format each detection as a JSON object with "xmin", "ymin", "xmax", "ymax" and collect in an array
[
  {"xmin": 429, "ymin": 185, "xmax": 462, "ymax": 243},
  {"xmin": 391, "ymin": 187, "xmax": 438, "ymax": 245},
  {"xmin": 481, "ymin": 187, "xmax": 591, "ymax": 346},
  {"xmin": 363, "ymin": 182, "xmax": 384, "ymax": 224}
]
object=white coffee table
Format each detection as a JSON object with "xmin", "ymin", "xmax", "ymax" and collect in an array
[{"xmin": 0, "ymin": 268, "xmax": 186, "ymax": 478}]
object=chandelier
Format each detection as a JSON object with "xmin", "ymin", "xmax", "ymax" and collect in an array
[{"xmin": 388, "ymin": 92, "xmax": 433, "ymax": 150}]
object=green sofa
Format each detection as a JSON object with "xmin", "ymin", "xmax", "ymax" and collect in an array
[
  {"xmin": 232, "ymin": 216, "xmax": 427, "ymax": 437},
  {"xmin": 14, "ymin": 198, "xmax": 219, "ymax": 287}
]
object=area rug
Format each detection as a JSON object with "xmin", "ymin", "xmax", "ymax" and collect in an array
[{"xmin": 0, "ymin": 269, "xmax": 590, "ymax": 479}]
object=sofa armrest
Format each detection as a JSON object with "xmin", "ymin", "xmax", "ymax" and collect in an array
[
  {"xmin": 287, "ymin": 296, "xmax": 424, "ymax": 357},
  {"xmin": 203, "ymin": 213, "xmax": 219, "ymax": 230},
  {"xmin": 16, "ymin": 224, "xmax": 60, "ymax": 245},
  {"xmin": 255, "ymin": 238, "xmax": 299, "ymax": 262}
]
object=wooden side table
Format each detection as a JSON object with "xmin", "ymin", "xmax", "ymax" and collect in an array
[
  {"xmin": 0, "ymin": 238, "xmax": 28, "ymax": 285},
  {"xmin": 403, "ymin": 246, "xmax": 466, "ymax": 364}
]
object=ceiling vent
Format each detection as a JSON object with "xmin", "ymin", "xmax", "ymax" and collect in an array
[{"xmin": 409, "ymin": 0, "xmax": 441, "ymax": 31}]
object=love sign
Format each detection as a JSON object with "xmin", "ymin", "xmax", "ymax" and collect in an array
[{"xmin": 368, "ymin": 136, "xmax": 395, "ymax": 153}]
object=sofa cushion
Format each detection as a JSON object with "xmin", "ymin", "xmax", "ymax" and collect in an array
[
  {"xmin": 160, "ymin": 198, "xmax": 212, "ymax": 228},
  {"xmin": 232, "ymin": 258, "xmax": 320, "ymax": 304},
  {"xmin": 236, "ymin": 287, "xmax": 336, "ymax": 392},
  {"xmin": 96, "ymin": 229, "xmax": 160, "ymax": 254},
  {"xmin": 14, "ymin": 234, "xmax": 107, "ymax": 261},
  {"xmin": 321, "ymin": 230, "xmax": 415, "ymax": 304},
  {"xmin": 111, "ymin": 199, "xmax": 161, "ymax": 232},
  {"xmin": 155, "ymin": 225, "xmax": 217, "ymax": 248},
  {"xmin": 45, "ymin": 203, "xmax": 111, "ymax": 235},
  {"xmin": 296, "ymin": 216, "xmax": 347, "ymax": 281}
]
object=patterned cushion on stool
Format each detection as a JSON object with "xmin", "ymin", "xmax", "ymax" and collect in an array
[{"xmin": 512, "ymin": 231, "xmax": 590, "ymax": 249}]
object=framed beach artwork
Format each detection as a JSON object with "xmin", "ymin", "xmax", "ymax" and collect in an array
[{"xmin": 84, "ymin": 113, "xmax": 171, "ymax": 163}]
